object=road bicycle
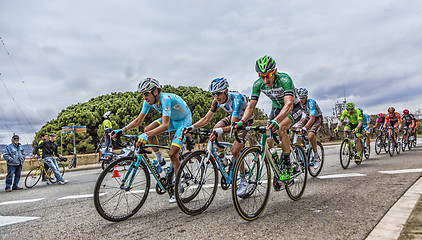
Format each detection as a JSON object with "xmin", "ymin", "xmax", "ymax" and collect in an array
[
  {"xmin": 291, "ymin": 129, "xmax": 325, "ymax": 177},
  {"xmin": 386, "ymin": 127, "xmax": 401, "ymax": 157},
  {"xmin": 338, "ymin": 130, "xmax": 369, "ymax": 169},
  {"xmin": 175, "ymin": 129, "xmax": 242, "ymax": 215},
  {"xmin": 401, "ymin": 126, "xmax": 413, "ymax": 151},
  {"xmin": 374, "ymin": 128, "xmax": 388, "ymax": 155},
  {"xmin": 93, "ymin": 134, "xmax": 192, "ymax": 222},
  {"xmin": 25, "ymin": 157, "xmax": 66, "ymax": 188},
  {"xmin": 231, "ymin": 126, "xmax": 307, "ymax": 221},
  {"xmin": 98, "ymin": 142, "xmax": 136, "ymax": 170}
]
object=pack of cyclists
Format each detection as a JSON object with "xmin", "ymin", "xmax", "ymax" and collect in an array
[{"xmin": 109, "ymin": 55, "xmax": 418, "ymax": 204}]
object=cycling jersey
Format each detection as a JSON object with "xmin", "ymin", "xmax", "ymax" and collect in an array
[
  {"xmin": 340, "ymin": 108, "xmax": 363, "ymax": 125},
  {"xmin": 210, "ymin": 91, "xmax": 252, "ymax": 120},
  {"xmin": 302, "ymin": 99, "xmax": 322, "ymax": 117},
  {"xmin": 141, "ymin": 93, "xmax": 192, "ymax": 148},
  {"xmin": 251, "ymin": 72, "xmax": 299, "ymax": 108},
  {"xmin": 362, "ymin": 113, "xmax": 370, "ymax": 129},
  {"xmin": 376, "ymin": 116, "xmax": 385, "ymax": 125},
  {"xmin": 402, "ymin": 114, "xmax": 415, "ymax": 125},
  {"xmin": 385, "ymin": 112, "xmax": 401, "ymax": 123},
  {"xmin": 141, "ymin": 93, "xmax": 191, "ymax": 121}
]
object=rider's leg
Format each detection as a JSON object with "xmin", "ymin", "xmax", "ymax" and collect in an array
[
  {"xmin": 308, "ymin": 131, "xmax": 317, "ymax": 154},
  {"xmin": 168, "ymin": 145, "xmax": 181, "ymax": 174},
  {"xmin": 278, "ymin": 117, "xmax": 293, "ymax": 167}
]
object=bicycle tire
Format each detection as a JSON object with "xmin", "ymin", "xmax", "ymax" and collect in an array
[
  {"xmin": 68, "ymin": 157, "xmax": 74, "ymax": 169},
  {"xmin": 401, "ymin": 136, "xmax": 407, "ymax": 152},
  {"xmin": 340, "ymin": 139, "xmax": 351, "ymax": 169},
  {"xmin": 286, "ymin": 144, "xmax": 307, "ymax": 201},
  {"xmin": 388, "ymin": 137, "xmax": 395, "ymax": 157},
  {"xmin": 175, "ymin": 150, "xmax": 218, "ymax": 215},
  {"xmin": 308, "ymin": 141, "xmax": 324, "ymax": 177},
  {"xmin": 408, "ymin": 137, "xmax": 413, "ymax": 150},
  {"xmin": 94, "ymin": 157, "xmax": 150, "ymax": 222},
  {"xmin": 375, "ymin": 136, "xmax": 382, "ymax": 155},
  {"xmin": 232, "ymin": 146, "xmax": 271, "ymax": 221},
  {"xmin": 396, "ymin": 138, "xmax": 401, "ymax": 154},
  {"xmin": 48, "ymin": 163, "xmax": 65, "ymax": 183},
  {"xmin": 364, "ymin": 143, "xmax": 370, "ymax": 159},
  {"xmin": 25, "ymin": 166, "xmax": 42, "ymax": 188}
]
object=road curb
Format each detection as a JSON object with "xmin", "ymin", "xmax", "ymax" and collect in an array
[{"xmin": 366, "ymin": 176, "xmax": 422, "ymax": 240}]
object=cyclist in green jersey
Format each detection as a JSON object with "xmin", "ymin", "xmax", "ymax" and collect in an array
[
  {"xmin": 334, "ymin": 102, "xmax": 364, "ymax": 162},
  {"xmin": 236, "ymin": 55, "xmax": 303, "ymax": 180}
]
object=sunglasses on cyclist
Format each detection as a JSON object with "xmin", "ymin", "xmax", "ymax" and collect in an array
[
  {"xmin": 346, "ymin": 108, "xmax": 354, "ymax": 112},
  {"xmin": 299, "ymin": 96, "xmax": 307, "ymax": 100},
  {"xmin": 258, "ymin": 69, "xmax": 276, "ymax": 79},
  {"xmin": 142, "ymin": 90, "xmax": 152, "ymax": 97},
  {"xmin": 212, "ymin": 91, "xmax": 225, "ymax": 97}
]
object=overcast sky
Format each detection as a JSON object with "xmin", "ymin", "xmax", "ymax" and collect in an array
[{"xmin": 1, "ymin": 0, "xmax": 422, "ymax": 144}]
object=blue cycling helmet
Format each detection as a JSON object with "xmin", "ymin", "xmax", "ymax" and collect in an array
[
  {"xmin": 358, "ymin": 108, "xmax": 363, "ymax": 114},
  {"xmin": 298, "ymin": 88, "xmax": 308, "ymax": 96},
  {"xmin": 209, "ymin": 77, "xmax": 229, "ymax": 93}
]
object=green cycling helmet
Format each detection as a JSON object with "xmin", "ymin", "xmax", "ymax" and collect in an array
[
  {"xmin": 255, "ymin": 55, "xmax": 276, "ymax": 73},
  {"xmin": 345, "ymin": 102, "xmax": 355, "ymax": 109}
]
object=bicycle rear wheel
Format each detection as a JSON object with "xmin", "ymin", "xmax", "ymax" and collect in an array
[
  {"xmin": 25, "ymin": 166, "xmax": 42, "ymax": 188},
  {"xmin": 175, "ymin": 150, "xmax": 218, "ymax": 215},
  {"xmin": 94, "ymin": 157, "xmax": 150, "ymax": 222},
  {"xmin": 232, "ymin": 146, "xmax": 271, "ymax": 221},
  {"xmin": 375, "ymin": 136, "xmax": 382, "ymax": 155},
  {"xmin": 340, "ymin": 139, "xmax": 351, "ymax": 169},
  {"xmin": 401, "ymin": 136, "xmax": 407, "ymax": 152},
  {"xmin": 48, "ymin": 164, "xmax": 65, "ymax": 183},
  {"xmin": 364, "ymin": 144, "xmax": 370, "ymax": 159},
  {"xmin": 286, "ymin": 145, "xmax": 307, "ymax": 201},
  {"xmin": 308, "ymin": 141, "xmax": 324, "ymax": 177}
]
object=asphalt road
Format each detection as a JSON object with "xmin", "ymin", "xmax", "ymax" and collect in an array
[{"xmin": 0, "ymin": 140, "xmax": 421, "ymax": 240}]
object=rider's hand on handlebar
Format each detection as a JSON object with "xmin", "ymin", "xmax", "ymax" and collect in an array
[
  {"xmin": 210, "ymin": 128, "xmax": 223, "ymax": 141},
  {"xmin": 267, "ymin": 120, "xmax": 280, "ymax": 133},
  {"xmin": 182, "ymin": 126, "xmax": 194, "ymax": 137},
  {"xmin": 136, "ymin": 133, "xmax": 148, "ymax": 147}
]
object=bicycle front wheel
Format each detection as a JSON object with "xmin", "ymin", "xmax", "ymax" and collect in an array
[
  {"xmin": 25, "ymin": 166, "xmax": 42, "ymax": 188},
  {"xmin": 94, "ymin": 157, "xmax": 150, "ymax": 222},
  {"xmin": 375, "ymin": 136, "xmax": 382, "ymax": 155},
  {"xmin": 388, "ymin": 137, "xmax": 395, "ymax": 157},
  {"xmin": 308, "ymin": 141, "xmax": 324, "ymax": 177},
  {"xmin": 340, "ymin": 139, "xmax": 351, "ymax": 169},
  {"xmin": 175, "ymin": 150, "xmax": 218, "ymax": 215},
  {"xmin": 286, "ymin": 145, "xmax": 307, "ymax": 201},
  {"xmin": 232, "ymin": 146, "xmax": 271, "ymax": 221}
]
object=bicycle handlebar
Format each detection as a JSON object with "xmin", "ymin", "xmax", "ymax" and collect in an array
[
  {"xmin": 234, "ymin": 125, "xmax": 280, "ymax": 144},
  {"xmin": 183, "ymin": 128, "xmax": 225, "ymax": 150}
]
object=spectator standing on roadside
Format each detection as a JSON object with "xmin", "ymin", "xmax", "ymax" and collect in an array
[
  {"xmin": 102, "ymin": 111, "xmax": 113, "ymax": 152},
  {"xmin": 3, "ymin": 134, "xmax": 25, "ymax": 192}
]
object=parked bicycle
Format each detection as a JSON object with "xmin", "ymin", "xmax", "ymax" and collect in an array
[
  {"xmin": 98, "ymin": 141, "xmax": 136, "ymax": 170},
  {"xmin": 93, "ymin": 134, "xmax": 193, "ymax": 222},
  {"xmin": 231, "ymin": 126, "xmax": 307, "ymax": 221},
  {"xmin": 68, "ymin": 152, "xmax": 77, "ymax": 169},
  {"xmin": 291, "ymin": 129, "xmax": 325, "ymax": 177},
  {"xmin": 25, "ymin": 157, "xmax": 66, "ymax": 188},
  {"xmin": 175, "ymin": 128, "xmax": 242, "ymax": 215},
  {"xmin": 338, "ymin": 130, "xmax": 370, "ymax": 169}
]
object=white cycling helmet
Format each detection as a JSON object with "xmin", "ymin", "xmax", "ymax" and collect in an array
[{"xmin": 138, "ymin": 78, "xmax": 160, "ymax": 93}]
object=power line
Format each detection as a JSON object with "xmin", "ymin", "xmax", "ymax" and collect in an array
[
  {"xmin": 0, "ymin": 37, "xmax": 47, "ymax": 123},
  {"xmin": 0, "ymin": 72, "xmax": 36, "ymax": 133}
]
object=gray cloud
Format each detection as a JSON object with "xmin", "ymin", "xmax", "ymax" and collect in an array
[{"xmin": 1, "ymin": 0, "xmax": 422, "ymax": 144}]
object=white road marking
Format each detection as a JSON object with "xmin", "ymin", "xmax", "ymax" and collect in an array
[
  {"xmin": 0, "ymin": 216, "xmax": 40, "ymax": 227},
  {"xmin": 0, "ymin": 198, "xmax": 45, "ymax": 205},
  {"xmin": 378, "ymin": 168, "xmax": 422, "ymax": 174},
  {"xmin": 57, "ymin": 194, "xmax": 104, "ymax": 200},
  {"xmin": 318, "ymin": 173, "xmax": 366, "ymax": 179}
]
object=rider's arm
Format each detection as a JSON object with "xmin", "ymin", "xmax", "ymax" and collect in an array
[
  {"xmin": 357, "ymin": 119, "xmax": 363, "ymax": 129},
  {"xmin": 145, "ymin": 115, "xmax": 170, "ymax": 137},
  {"xmin": 193, "ymin": 110, "xmax": 215, "ymax": 129},
  {"xmin": 124, "ymin": 112, "xmax": 147, "ymax": 132},
  {"xmin": 304, "ymin": 115, "xmax": 316, "ymax": 130},
  {"xmin": 273, "ymin": 95, "xmax": 293, "ymax": 124},
  {"xmin": 240, "ymin": 99, "xmax": 257, "ymax": 123}
]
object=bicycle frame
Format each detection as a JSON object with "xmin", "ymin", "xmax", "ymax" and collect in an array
[{"xmin": 205, "ymin": 140, "xmax": 234, "ymax": 183}]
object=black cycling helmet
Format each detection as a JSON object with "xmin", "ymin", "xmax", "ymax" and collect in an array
[{"xmin": 255, "ymin": 55, "xmax": 276, "ymax": 73}]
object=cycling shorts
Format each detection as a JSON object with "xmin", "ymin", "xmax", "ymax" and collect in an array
[
  {"xmin": 154, "ymin": 115, "xmax": 193, "ymax": 148},
  {"xmin": 267, "ymin": 103, "xmax": 303, "ymax": 128},
  {"xmin": 218, "ymin": 116, "xmax": 253, "ymax": 143},
  {"xmin": 297, "ymin": 115, "xmax": 323, "ymax": 133},
  {"xmin": 344, "ymin": 123, "xmax": 362, "ymax": 138}
]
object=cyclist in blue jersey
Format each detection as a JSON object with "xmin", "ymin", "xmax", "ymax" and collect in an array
[
  {"xmin": 296, "ymin": 88, "xmax": 323, "ymax": 167},
  {"xmin": 184, "ymin": 77, "xmax": 253, "ymax": 196},
  {"xmin": 113, "ymin": 77, "xmax": 192, "ymax": 203},
  {"xmin": 359, "ymin": 108, "xmax": 371, "ymax": 151}
]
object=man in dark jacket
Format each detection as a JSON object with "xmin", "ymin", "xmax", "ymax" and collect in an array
[
  {"xmin": 3, "ymin": 134, "xmax": 25, "ymax": 192},
  {"xmin": 35, "ymin": 133, "xmax": 68, "ymax": 185}
]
